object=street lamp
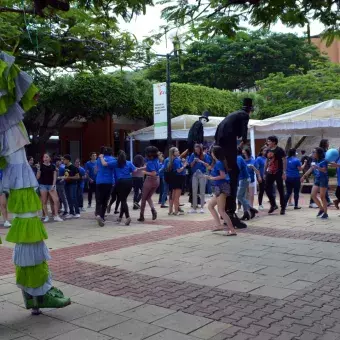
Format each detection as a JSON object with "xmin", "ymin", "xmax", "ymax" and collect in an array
[{"xmin": 154, "ymin": 41, "xmax": 180, "ymax": 147}]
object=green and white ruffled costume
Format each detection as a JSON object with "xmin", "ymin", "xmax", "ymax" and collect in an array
[{"xmin": 0, "ymin": 51, "xmax": 70, "ymax": 313}]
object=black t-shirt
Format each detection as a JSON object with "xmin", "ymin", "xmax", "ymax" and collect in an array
[
  {"xmin": 39, "ymin": 164, "xmax": 56, "ymax": 185},
  {"xmin": 64, "ymin": 164, "xmax": 79, "ymax": 184},
  {"xmin": 266, "ymin": 147, "xmax": 286, "ymax": 174}
]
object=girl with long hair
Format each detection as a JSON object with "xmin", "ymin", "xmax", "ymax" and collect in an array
[
  {"xmin": 100, "ymin": 150, "xmax": 137, "ymax": 225},
  {"xmin": 208, "ymin": 146, "xmax": 236, "ymax": 236},
  {"xmin": 188, "ymin": 144, "xmax": 212, "ymax": 213},
  {"xmin": 95, "ymin": 146, "xmax": 115, "ymax": 226},
  {"xmin": 36, "ymin": 153, "xmax": 63, "ymax": 222},
  {"xmin": 255, "ymin": 147, "xmax": 267, "ymax": 210},
  {"xmin": 132, "ymin": 154, "xmax": 145, "ymax": 210},
  {"xmin": 301, "ymin": 147, "xmax": 329, "ymax": 219},
  {"xmin": 167, "ymin": 147, "xmax": 187, "ymax": 215},
  {"xmin": 138, "ymin": 146, "xmax": 160, "ymax": 222},
  {"xmin": 242, "ymin": 148, "xmax": 261, "ymax": 219}
]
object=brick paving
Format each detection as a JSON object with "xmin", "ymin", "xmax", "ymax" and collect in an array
[{"xmin": 2, "ymin": 211, "xmax": 340, "ymax": 339}]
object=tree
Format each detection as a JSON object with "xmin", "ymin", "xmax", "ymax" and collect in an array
[
  {"xmin": 256, "ymin": 63, "xmax": 340, "ymax": 119},
  {"xmin": 146, "ymin": 32, "xmax": 327, "ymax": 91},
  {"xmin": 159, "ymin": 0, "xmax": 340, "ymax": 45},
  {"xmin": 0, "ymin": 0, "xmax": 151, "ymax": 71}
]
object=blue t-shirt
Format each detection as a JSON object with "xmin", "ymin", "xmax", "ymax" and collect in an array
[
  {"xmin": 237, "ymin": 156, "xmax": 249, "ymax": 181},
  {"xmin": 286, "ymin": 157, "xmax": 301, "ymax": 178},
  {"xmin": 315, "ymin": 160, "xmax": 328, "ymax": 180},
  {"xmin": 96, "ymin": 156, "xmax": 116, "ymax": 184},
  {"xmin": 78, "ymin": 166, "xmax": 86, "ymax": 189},
  {"xmin": 108, "ymin": 160, "xmax": 136, "ymax": 180},
  {"xmin": 255, "ymin": 156, "xmax": 266, "ymax": 177},
  {"xmin": 173, "ymin": 157, "xmax": 186, "ymax": 176},
  {"xmin": 211, "ymin": 160, "xmax": 230, "ymax": 186},
  {"xmin": 245, "ymin": 158, "xmax": 256, "ymax": 183},
  {"xmin": 188, "ymin": 153, "xmax": 211, "ymax": 174},
  {"xmin": 337, "ymin": 158, "xmax": 340, "ymax": 186},
  {"xmin": 146, "ymin": 159, "xmax": 160, "ymax": 176},
  {"xmin": 85, "ymin": 160, "xmax": 97, "ymax": 181}
]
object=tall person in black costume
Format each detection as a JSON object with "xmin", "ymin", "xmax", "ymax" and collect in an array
[{"xmin": 214, "ymin": 98, "xmax": 253, "ymax": 229}]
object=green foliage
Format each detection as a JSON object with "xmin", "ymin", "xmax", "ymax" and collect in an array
[
  {"xmin": 256, "ymin": 63, "xmax": 340, "ymax": 119},
  {"xmin": 0, "ymin": 0, "xmax": 151, "ymax": 70},
  {"xmin": 146, "ymin": 32, "xmax": 327, "ymax": 91},
  {"xmin": 159, "ymin": 0, "xmax": 340, "ymax": 46}
]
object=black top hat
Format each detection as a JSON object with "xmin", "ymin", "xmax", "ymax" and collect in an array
[
  {"xmin": 199, "ymin": 111, "xmax": 210, "ymax": 122},
  {"xmin": 242, "ymin": 98, "xmax": 254, "ymax": 110}
]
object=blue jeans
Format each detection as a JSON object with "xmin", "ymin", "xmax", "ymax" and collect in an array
[
  {"xmin": 237, "ymin": 179, "xmax": 250, "ymax": 213},
  {"xmin": 160, "ymin": 178, "xmax": 169, "ymax": 205},
  {"xmin": 206, "ymin": 179, "xmax": 212, "ymax": 194},
  {"xmin": 65, "ymin": 184, "xmax": 80, "ymax": 215}
]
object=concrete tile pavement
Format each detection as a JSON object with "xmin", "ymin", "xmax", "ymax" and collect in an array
[{"xmin": 2, "ymin": 194, "xmax": 340, "ymax": 339}]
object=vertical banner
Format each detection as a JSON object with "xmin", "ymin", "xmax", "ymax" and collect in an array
[{"xmin": 153, "ymin": 83, "xmax": 168, "ymax": 139}]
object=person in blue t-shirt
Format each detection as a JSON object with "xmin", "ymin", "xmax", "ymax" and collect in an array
[
  {"xmin": 207, "ymin": 146, "xmax": 236, "ymax": 236},
  {"xmin": 255, "ymin": 147, "xmax": 267, "ymax": 210},
  {"xmin": 99, "ymin": 150, "xmax": 137, "ymax": 226},
  {"xmin": 95, "ymin": 147, "xmax": 115, "ymax": 226},
  {"xmin": 85, "ymin": 152, "xmax": 97, "ymax": 208},
  {"xmin": 301, "ymin": 147, "xmax": 329, "ymax": 219},
  {"xmin": 138, "ymin": 146, "xmax": 160, "ymax": 222},
  {"xmin": 75, "ymin": 159, "xmax": 86, "ymax": 212},
  {"xmin": 242, "ymin": 148, "xmax": 262, "ymax": 213},
  {"xmin": 188, "ymin": 144, "xmax": 212, "ymax": 214},
  {"xmin": 284, "ymin": 148, "xmax": 306, "ymax": 210},
  {"xmin": 166, "ymin": 147, "xmax": 187, "ymax": 216},
  {"xmin": 158, "ymin": 153, "xmax": 169, "ymax": 208},
  {"xmin": 236, "ymin": 148, "xmax": 251, "ymax": 221}
]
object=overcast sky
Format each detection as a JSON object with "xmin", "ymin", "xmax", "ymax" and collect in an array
[{"xmin": 119, "ymin": 4, "xmax": 325, "ymax": 54}]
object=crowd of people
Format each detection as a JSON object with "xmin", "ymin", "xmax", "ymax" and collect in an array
[{"xmin": 1, "ymin": 127, "xmax": 339, "ymax": 232}]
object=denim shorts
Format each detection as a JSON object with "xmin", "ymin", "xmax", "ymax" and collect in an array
[
  {"xmin": 214, "ymin": 182, "xmax": 231, "ymax": 197},
  {"xmin": 39, "ymin": 184, "xmax": 53, "ymax": 192},
  {"xmin": 314, "ymin": 177, "xmax": 328, "ymax": 188}
]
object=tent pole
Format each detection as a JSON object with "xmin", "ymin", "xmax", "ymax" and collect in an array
[
  {"xmin": 250, "ymin": 127, "xmax": 257, "ymax": 195},
  {"xmin": 129, "ymin": 137, "xmax": 133, "ymax": 161}
]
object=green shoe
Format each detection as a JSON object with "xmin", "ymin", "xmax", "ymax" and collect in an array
[
  {"xmin": 49, "ymin": 287, "xmax": 65, "ymax": 298},
  {"xmin": 25, "ymin": 290, "xmax": 71, "ymax": 309}
]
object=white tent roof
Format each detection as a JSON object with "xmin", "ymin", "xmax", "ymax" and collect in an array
[
  {"xmin": 129, "ymin": 114, "xmax": 260, "ymax": 141},
  {"xmin": 129, "ymin": 100, "xmax": 340, "ymax": 141},
  {"xmin": 251, "ymin": 99, "xmax": 340, "ymax": 138}
]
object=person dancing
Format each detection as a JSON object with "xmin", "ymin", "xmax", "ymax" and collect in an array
[
  {"xmin": 167, "ymin": 147, "xmax": 187, "ymax": 215},
  {"xmin": 100, "ymin": 150, "xmax": 137, "ymax": 225},
  {"xmin": 132, "ymin": 154, "xmax": 145, "ymax": 210},
  {"xmin": 208, "ymin": 146, "xmax": 236, "ymax": 236},
  {"xmin": 138, "ymin": 146, "xmax": 160, "ymax": 222}
]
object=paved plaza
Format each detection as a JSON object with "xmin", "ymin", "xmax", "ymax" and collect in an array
[{"xmin": 2, "ymin": 193, "xmax": 340, "ymax": 339}]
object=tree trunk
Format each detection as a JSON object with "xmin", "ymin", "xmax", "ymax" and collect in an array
[
  {"xmin": 285, "ymin": 137, "xmax": 292, "ymax": 153},
  {"xmin": 294, "ymin": 136, "xmax": 307, "ymax": 150}
]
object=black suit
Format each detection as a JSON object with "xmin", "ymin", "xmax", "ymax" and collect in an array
[
  {"xmin": 188, "ymin": 120, "xmax": 204, "ymax": 153},
  {"xmin": 215, "ymin": 109, "xmax": 249, "ymax": 213}
]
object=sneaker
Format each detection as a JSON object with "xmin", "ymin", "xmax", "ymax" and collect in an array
[
  {"xmin": 74, "ymin": 214, "xmax": 80, "ymax": 218},
  {"xmin": 188, "ymin": 208, "xmax": 197, "ymax": 214},
  {"xmin": 160, "ymin": 205, "xmax": 168, "ymax": 208},
  {"xmin": 125, "ymin": 217, "xmax": 131, "ymax": 226},
  {"xmin": 321, "ymin": 213, "xmax": 329, "ymax": 219},
  {"xmin": 294, "ymin": 206, "xmax": 302, "ymax": 210},
  {"xmin": 3, "ymin": 220, "xmax": 11, "ymax": 228},
  {"xmin": 327, "ymin": 202, "xmax": 334, "ymax": 207},
  {"xmin": 268, "ymin": 206, "xmax": 278, "ymax": 214},
  {"xmin": 65, "ymin": 214, "xmax": 73, "ymax": 219},
  {"xmin": 317, "ymin": 210, "xmax": 324, "ymax": 218},
  {"xmin": 280, "ymin": 209, "xmax": 285, "ymax": 215},
  {"xmin": 258, "ymin": 205, "xmax": 264, "ymax": 211},
  {"xmin": 179, "ymin": 208, "xmax": 184, "ymax": 213},
  {"xmin": 133, "ymin": 203, "xmax": 139, "ymax": 210},
  {"xmin": 62, "ymin": 211, "xmax": 69, "ymax": 216},
  {"xmin": 116, "ymin": 217, "xmax": 122, "ymax": 223},
  {"xmin": 114, "ymin": 210, "xmax": 119, "ymax": 214},
  {"xmin": 81, "ymin": 207, "xmax": 86, "ymax": 212},
  {"xmin": 96, "ymin": 215, "xmax": 105, "ymax": 227},
  {"xmin": 309, "ymin": 203, "xmax": 318, "ymax": 208},
  {"xmin": 54, "ymin": 216, "xmax": 63, "ymax": 222},
  {"xmin": 43, "ymin": 216, "xmax": 49, "ymax": 223},
  {"xmin": 87, "ymin": 204, "xmax": 91, "ymax": 209},
  {"xmin": 200, "ymin": 208, "xmax": 204, "ymax": 214},
  {"xmin": 288, "ymin": 203, "xmax": 294, "ymax": 207}
]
